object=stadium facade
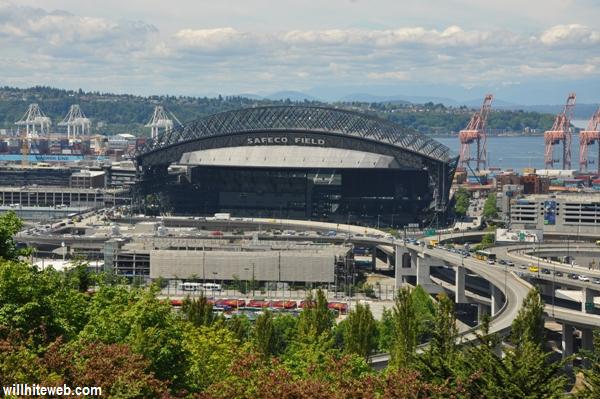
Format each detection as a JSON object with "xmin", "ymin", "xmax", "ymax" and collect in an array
[{"xmin": 135, "ymin": 106, "xmax": 457, "ymax": 227}]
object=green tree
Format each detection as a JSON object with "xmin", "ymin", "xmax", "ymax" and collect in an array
[
  {"xmin": 181, "ymin": 292, "xmax": 215, "ymax": 327},
  {"xmin": 227, "ymin": 314, "xmax": 251, "ymax": 343},
  {"xmin": 577, "ymin": 330, "xmax": 600, "ymax": 398},
  {"xmin": 417, "ymin": 293, "xmax": 459, "ymax": 384},
  {"xmin": 483, "ymin": 192, "xmax": 498, "ymax": 219},
  {"xmin": 454, "ymin": 188, "xmax": 470, "ymax": 218},
  {"xmin": 65, "ymin": 259, "xmax": 93, "ymax": 292},
  {"xmin": 0, "ymin": 259, "xmax": 89, "ymax": 344},
  {"xmin": 342, "ymin": 303, "xmax": 377, "ymax": 360},
  {"xmin": 411, "ymin": 285, "xmax": 436, "ymax": 342},
  {"xmin": 511, "ymin": 288, "xmax": 545, "ymax": 348},
  {"xmin": 183, "ymin": 324, "xmax": 243, "ymax": 393},
  {"xmin": 79, "ymin": 285, "xmax": 187, "ymax": 388},
  {"xmin": 0, "ymin": 210, "xmax": 23, "ymax": 260},
  {"xmin": 253, "ymin": 310, "xmax": 276, "ymax": 358},
  {"xmin": 272, "ymin": 313, "xmax": 298, "ymax": 355},
  {"xmin": 297, "ymin": 289, "xmax": 333, "ymax": 341},
  {"xmin": 492, "ymin": 287, "xmax": 568, "ymax": 398},
  {"xmin": 389, "ymin": 287, "xmax": 417, "ymax": 369},
  {"xmin": 377, "ymin": 307, "xmax": 395, "ymax": 351}
]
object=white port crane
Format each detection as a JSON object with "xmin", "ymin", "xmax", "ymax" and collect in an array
[
  {"xmin": 14, "ymin": 103, "xmax": 52, "ymax": 138},
  {"xmin": 58, "ymin": 104, "xmax": 91, "ymax": 139},
  {"xmin": 145, "ymin": 105, "xmax": 181, "ymax": 139}
]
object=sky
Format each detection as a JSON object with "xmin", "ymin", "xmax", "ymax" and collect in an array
[{"xmin": 1, "ymin": 0, "xmax": 600, "ymax": 104}]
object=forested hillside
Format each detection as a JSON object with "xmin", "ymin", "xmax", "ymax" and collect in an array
[{"xmin": 0, "ymin": 86, "xmax": 555, "ymax": 136}]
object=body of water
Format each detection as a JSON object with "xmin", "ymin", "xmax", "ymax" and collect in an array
[{"xmin": 435, "ymin": 135, "xmax": 598, "ymax": 172}]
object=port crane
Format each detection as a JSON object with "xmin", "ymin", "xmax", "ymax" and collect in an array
[
  {"xmin": 14, "ymin": 104, "xmax": 52, "ymax": 166},
  {"xmin": 58, "ymin": 104, "xmax": 91, "ymax": 139},
  {"xmin": 544, "ymin": 93, "xmax": 576, "ymax": 169},
  {"xmin": 579, "ymin": 106, "xmax": 600, "ymax": 173},
  {"xmin": 458, "ymin": 94, "xmax": 493, "ymax": 170},
  {"xmin": 146, "ymin": 105, "xmax": 181, "ymax": 139}
]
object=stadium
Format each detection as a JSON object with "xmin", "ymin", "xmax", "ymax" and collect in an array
[{"xmin": 134, "ymin": 105, "xmax": 457, "ymax": 227}]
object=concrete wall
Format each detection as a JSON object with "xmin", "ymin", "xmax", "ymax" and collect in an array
[{"xmin": 150, "ymin": 249, "xmax": 336, "ymax": 282}]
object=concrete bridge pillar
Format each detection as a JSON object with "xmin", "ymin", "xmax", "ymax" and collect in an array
[
  {"xmin": 581, "ymin": 327, "xmax": 594, "ymax": 368},
  {"xmin": 539, "ymin": 282, "xmax": 554, "ymax": 296},
  {"xmin": 394, "ymin": 245, "xmax": 416, "ymax": 290},
  {"xmin": 416, "ymin": 256, "xmax": 433, "ymax": 287},
  {"xmin": 455, "ymin": 265, "xmax": 467, "ymax": 304},
  {"xmin": 562, "ymin": 323, "xmax": 574, "ymax": 361},
  {"xmin": 581, "ymin": 327, "xmax": 594, "ymax": 352},
  {"xmin": 582, "ymin": 287, "xmax": 595, "ymax": 313},
  {"xmin": 491, "ymin": 285, "xmax": 503, "ymax": 316},
  {"xmin": 477, "ymin": 303, "xmax": 490, "ymax": 322},
  {"xmin": 371, "ymin": 246, "xmax": 377, "ymax": 272}
]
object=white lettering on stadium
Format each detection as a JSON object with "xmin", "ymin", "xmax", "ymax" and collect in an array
[{"xmin": 246, "ymin": 136, "xmax": 325, "ymax": 145}]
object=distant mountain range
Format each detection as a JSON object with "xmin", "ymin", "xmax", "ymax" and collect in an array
[{"xmin": 234, "ymin": 90, "xmax": 599, "ymax": 119}]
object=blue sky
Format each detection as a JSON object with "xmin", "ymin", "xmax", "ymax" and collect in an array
[{"xmin": 1, "ymin": 0, "xmax": 600, "ymax": 104}]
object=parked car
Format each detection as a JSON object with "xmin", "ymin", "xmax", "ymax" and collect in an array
[
  {"xmin": 555, "ymin": 271, "xmax": 564, "ymax": 277},
  {"xmin": 578, "ymin": 275, "xmax": 590, "ymax": 282},
  {"xmin": 541, "ymin": 268, "xmax": 551, "ymax": 275}
]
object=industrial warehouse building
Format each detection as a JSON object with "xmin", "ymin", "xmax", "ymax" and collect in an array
[
  {"xmin": 135, "ymin": 105, "xmax": 457, "ymax": 227},
  {"xmin": 149, "ymin": 247, "xmax": 341, "ymax": 283}
]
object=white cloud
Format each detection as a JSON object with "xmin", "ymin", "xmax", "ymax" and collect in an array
[
  {"xmin": 1, "ymin": 1, "xmax": 600, "ymax": 100},
  {"xmin": 367, "ymin": 71, "xmax": 410, "ymax": 80},
  {"xmin": 539, "ymin": 24, "xmax": 600, "ymax": 46}
]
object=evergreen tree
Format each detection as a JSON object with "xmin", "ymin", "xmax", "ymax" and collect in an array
[
  {"xmin": 511, "ymin": 288, "xmax": 545, "ymax": 348},
  {"xmin": 389, "ymin": 287, "xmax": 417, "ymax": 369},
  {"xmin": 417, "ymin": 293, "xmax": 459, "ymax": 384},
  {"xmin": 253, "ymin": 310, "xmax": 276, "ymax": 358},
  {"xmin": 496, "ymin": 287, "xmax": 567, "ymax": 397},
  {"xmin": 181, "ymin": 293, "xmax": 215, "ymax": 327},
  {"xmin": 227, "ymin": 314, "xmax": 251, "ymax": 343},
  {"xmin": 576, "ymin": 330, "xmax": 600, "ymax": 398},
  {"xmin": 297, "ymin": 289, "xmax": 333, "ymax": 340},
  {"xmin": 342, "ymin": 303, "xmax": 377, "ymax": 360},
  {"xmin": 377, "ymin": 307, "xmax": 395, "ymax": 351}
]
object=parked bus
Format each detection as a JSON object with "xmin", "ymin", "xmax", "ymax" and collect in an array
[
  {"xmin": 179, "ymin": 282, "xmax": 202, "ymax": 291},
  {"xmin": 475, "ymin": 250, "xmax": 496, "ymax": 262},
  {"xmin": 203, "ymin": 283, "xmax": 222, "ymax": 291}
]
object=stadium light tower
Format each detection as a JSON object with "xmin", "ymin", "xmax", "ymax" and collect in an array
[
  {"xmin": 14, "ymin": 103, "xmax": 52, "ymax": 138},
  {"xmin": 544, "ymin": 93, "xmax": 576, "ymax": 169},
  {"xmin": 146, "ymin": 105, "xmax": 181, "ymax": 139},
  {"xmin": 458, "ymin": 94, "xmax": 493, "ymax": 171},
  {"xmin": 579, "ymin": 106, "xmax": 600, "ymax": 173},
  {"xmin": 58, "ymin": 104, "xmax": 91, "ymax": 139}
]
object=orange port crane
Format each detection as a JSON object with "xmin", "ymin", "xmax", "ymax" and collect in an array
[
  {"xmin": 579, "ymin": 106, "xmax": 600, "ymax": 173},
  {"xmin": 544, "ymin": 93, "xmax": 576, "ymax": 169},
  {"xmin": 458, "ymin": 94, "xmax": 493, "ymax": 170}
]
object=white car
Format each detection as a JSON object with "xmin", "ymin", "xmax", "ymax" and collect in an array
[
  {"xmin": 487, "ymin": 259, "xmax": 495, "ymax": 265},
  {"xmin": 578, "ymin": 275, "xmax": 590, "ymax": 282}
]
